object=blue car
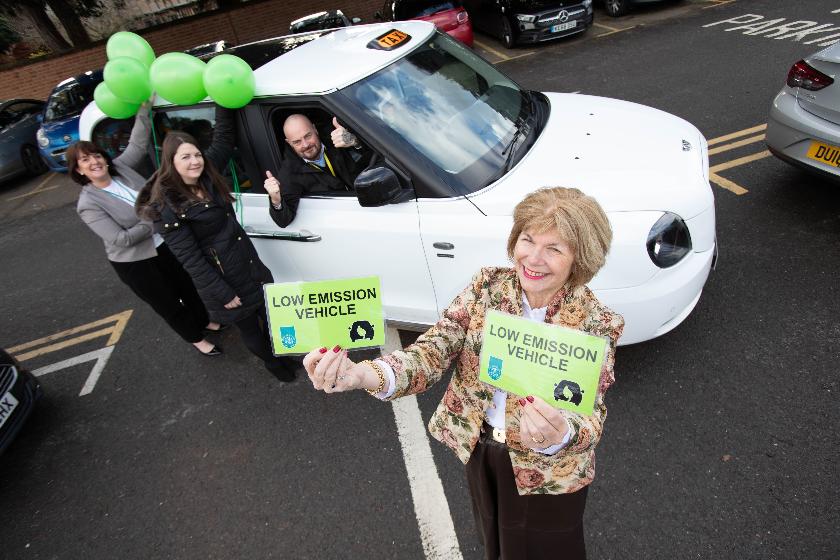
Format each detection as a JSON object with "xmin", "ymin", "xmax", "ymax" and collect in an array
[
  {"xmin": 0, "ymin": 98, "xmax": 46, "ymax": 182},
  {"xmin": 37, "ymin": 70, "xmax": 102, "ymax": 172}
]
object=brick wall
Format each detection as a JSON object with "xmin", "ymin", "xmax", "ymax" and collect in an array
[{"xmin": 0, "ymin": 0, "xmax": 384, "ymax": 100}]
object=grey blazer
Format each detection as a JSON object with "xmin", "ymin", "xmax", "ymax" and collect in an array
[{"xmin": 76, "ymin": 111, "xmax": 157, "ymax": 263}]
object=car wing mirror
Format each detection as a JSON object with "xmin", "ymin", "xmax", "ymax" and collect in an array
[
  {"xmin": 374, "ymin": 11, "xmax": 382, "ymax": 20},
  {"xmin": 354, "ymin": 166, "xmax": 409, "ymax": 207},
  {"xmin": 351, "ymin": 17, "xmax": 362, "ymax": 24}
]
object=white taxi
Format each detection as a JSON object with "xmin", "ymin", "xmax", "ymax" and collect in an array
[{"xmin": 81, "ymin": 21, "xmax": 716, "ymax": 345}]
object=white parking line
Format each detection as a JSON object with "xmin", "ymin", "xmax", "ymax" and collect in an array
[
  {"xmin": 32, "ymin": 345, "xmax": 115, "ymax": 396},
  {"xmin": 386, "ymin": 326, "xmax": 463, "ymax": 560}
]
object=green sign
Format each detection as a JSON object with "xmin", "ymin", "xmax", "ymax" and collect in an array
[
  {"xmin": 478, "ymin": 310, "xmax": 607, "ymax": 416},
  {"xmin": 264, "ymin": 276, "xmax": 384, "ymax": 355}
]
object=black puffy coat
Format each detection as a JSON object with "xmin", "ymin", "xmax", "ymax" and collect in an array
[
  {"xmin": 156, "ymin": 184, "xmax": 272, "ymax": 324},
  {"xmin": 136, "ymin": 107, "xmax": 272, "ymax": 324}
]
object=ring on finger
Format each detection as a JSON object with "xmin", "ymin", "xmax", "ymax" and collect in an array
[{"xmin": 531, "ymin": 433, "xmax": 546, "ymax": 445}]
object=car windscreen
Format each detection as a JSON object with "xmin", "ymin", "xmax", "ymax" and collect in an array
[
  {"xmin": 342, "ymin": 33, "xmax": 529, "ymax": 195},
  {"xmin": 44, "ymin": 80, "xmax": 97, "ymax": 122},
  {"xmin": 394, "ymin": 1, "xmax": 457, "ymax": 19}
]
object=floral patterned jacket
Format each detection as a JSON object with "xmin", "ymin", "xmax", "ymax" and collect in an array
[{"xmin": 380, "ymin": 267, "xmax": 624, "ymax": 495}]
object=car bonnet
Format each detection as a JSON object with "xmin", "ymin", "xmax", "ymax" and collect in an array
[{"xmin": 469, "ymin": 92, "xmax": 713, "ymax": 220}]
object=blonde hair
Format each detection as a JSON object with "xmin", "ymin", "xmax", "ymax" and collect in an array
[{"xmin": 506, "ymin": 187, "xmax": 612, "ymax": 287}]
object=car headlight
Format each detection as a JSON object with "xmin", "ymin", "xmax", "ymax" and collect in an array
[
  {"xmin": 646, "ymin": 212, "xmax": 692, "ymax": 268},
  {"xmin": 37, "ymin": 128, "xmax": 50, "ymax": 148},
  {"xmin": 515, "ymin": 14, "xmax": 536, "ymax": 23}
]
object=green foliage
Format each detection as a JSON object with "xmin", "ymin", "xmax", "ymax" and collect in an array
[{"xmin": 0, "ymin": 16, "xmax": 20, "ymax": 53}]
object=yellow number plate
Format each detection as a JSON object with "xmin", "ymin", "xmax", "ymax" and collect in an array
[{"xmin": 806, "ymin": 140, "xmax": 840, "ymax": 167}]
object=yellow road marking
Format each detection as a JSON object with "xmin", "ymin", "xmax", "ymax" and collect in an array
[
  {"xmin": 9, "ymin": 309, "xmax": 134, "ymax": 362},
  {"xmin": 708, "ymin": 134, "xmax": 765, "ymax": 155},
  {"xmin": 5, "ymin": 171, "xmax": 57, "ymax": 202},
  {"xmin": 495, "ymin": 51, "xmax": 536, "ymax": 64},
  {"xmin": 710, "ymin": 173, "xmax": 748, "ymax": 195},
  {"xmin": 710, "ymin": 150, "xmax": 772, "ymax": 173},
  {"xmin": 473, "ymin": 39, "xmax": 510, "ymax": 61},
  {"xmin": 703, "ymin": 0, "xmax": 737, "ymax": 8},
  {"xmin": 708, "ymin": 124, "xmax": 766, "ymax": 146},
  {"xmin": 593, "ymin": 22, "xmax": 622, "ymax": 33},
  {"xmin": 6, "ymin": 184, "xmax": 61, "ymax": 201}
]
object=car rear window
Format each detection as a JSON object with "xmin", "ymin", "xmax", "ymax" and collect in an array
[{"xmin": 394, "ymin": 1, "xmax": 457, "ymax": 19}]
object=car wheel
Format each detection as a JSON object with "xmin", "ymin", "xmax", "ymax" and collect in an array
[
  {"xmin": 605, "ymin": 0, "xmax": 628, "ymax": 17},
  {"xmin": 21, "ymin": 144, "xmax": 46, "ymax": 176},
  {"xmin": 500, "ymin": 15, "xmax": 516, "ymax": 49}
]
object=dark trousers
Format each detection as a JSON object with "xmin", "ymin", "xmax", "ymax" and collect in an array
[
  {"xmin": 110, "ymin": 244, "xmax": 209, "ymax": 344},
  {"xmin": 234, "ymin": 304, "xmax": 296, "ymax": 379},
  {"xmin": 466, "ymin": 436, "xmax": 589, "ymax": 560}
]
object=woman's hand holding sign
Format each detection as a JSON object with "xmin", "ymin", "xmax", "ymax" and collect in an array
[
  {"xmin": 518, "ymin": 395, "xmax": 571, "ymax": 451},
  {"xmin": 303, "ymin": 346, "xmax": 388, "ymax": 395}
]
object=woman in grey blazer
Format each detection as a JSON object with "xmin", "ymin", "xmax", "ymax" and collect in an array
[{"xmin": 70, "ymin": 104, "xmax": 222, "ymax": 356}]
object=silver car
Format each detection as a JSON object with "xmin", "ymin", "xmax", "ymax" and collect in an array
[
  {"xmin": 766, "ymin": 43, "xmax": 840, "ymax": 179},
  {"xmin": 0, "ymin": 98, "xmax": 46, "ymax": 182}
]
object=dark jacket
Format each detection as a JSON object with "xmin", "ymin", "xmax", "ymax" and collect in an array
[
  {"xmin": 269, "ymin": 141, "xmax": 370, "ymax": 228},
  {"xmin": 137, "ymin": 107, "xmax": 270, "ymax": 323}
]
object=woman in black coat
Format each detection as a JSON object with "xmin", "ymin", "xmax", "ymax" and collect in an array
[{"xmin": 136, "ymin": 124, "xmax": 296, "ymax": 382}]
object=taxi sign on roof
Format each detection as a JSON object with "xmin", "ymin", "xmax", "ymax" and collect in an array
[{"xmin": 368, "ymin": 29, "xmax": 411, "ymax": 51}]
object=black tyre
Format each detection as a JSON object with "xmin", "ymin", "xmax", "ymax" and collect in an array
[
  {"xmin": 21, "ymin": 144, "xmax": 46, "ymax": 176},
  {"xmin": 605, "ymin": 0, "xmax": 628, "ymax": 17},
  {"xmin": 500, "ymin": 15, "xmax": 516, "ymax": 49}
]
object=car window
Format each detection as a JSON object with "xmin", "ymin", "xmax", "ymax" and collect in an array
[
  {"xmin": 152, "ymin": 106, "xmax": 254, "ymax": 193},
  {"xmin": 394, "ymin": 1, "xmax": 456, "ymax": 19},
  {"xmin": 342, "ymin": 33, "xmax": 528, "ymax": 196},
  {"xmin": 270, "ymin": 106, "xmax": 379, "ymax": 197},
  {"xmin": 7, "ymin": 102, "xmax": 43, "ymax": 117},
  {"xmin": 44, "ymin": 81, "xmax": 98, "ymax": 122},
  {"xmin": 0, "ymin": 109, "xmax": 13, "ymax": 129},
  {"xmin": 91, "ymin": 118, "xmax": 135, "ymax": 159}
]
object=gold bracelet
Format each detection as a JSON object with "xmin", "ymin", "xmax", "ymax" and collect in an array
[{"xmin": 362, "ymin": 360, "xmax": 386, "ymax": 396}]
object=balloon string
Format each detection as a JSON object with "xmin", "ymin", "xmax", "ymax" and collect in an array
[
  {"xmin": 149, "ymin": 104, "xmax": 160, "ymax": 168},
  {"xmin": 229, "ymin": 159, "xmax": 243, "ymax": 226}
]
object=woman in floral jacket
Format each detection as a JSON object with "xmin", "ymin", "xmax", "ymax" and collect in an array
[{"xmin": 304, "ymin": 187, "xmax": 624, "ymax": 560}]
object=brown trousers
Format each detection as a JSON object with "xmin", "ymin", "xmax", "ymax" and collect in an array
[{"xmin": 466, "ymin": 433, "xmax": 589, "ymax": 560}]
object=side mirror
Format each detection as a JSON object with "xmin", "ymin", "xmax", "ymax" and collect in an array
[
  {"xmin": 351, "ymin": 17, "xmax": 362, "ymax": 24},
  {"xmin": 354, "ymin": 166, "xmax": 404, "ymax": 207},
  {"xmin": 374, "ymin": 11, "xmax": 383, "ymax": 21}
]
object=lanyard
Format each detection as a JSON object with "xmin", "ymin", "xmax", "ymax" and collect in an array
[
  {"xmin": 308, "ymin": 152, "xmax": 336, "ymax": 177},
  {"xmin": 100, "ymin": 179, "xmax": 136, "ymax": 206}
]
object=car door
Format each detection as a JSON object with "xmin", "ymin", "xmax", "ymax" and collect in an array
[
  {"xmin": 237, "ymin": 103, "xmax": 441, "ymax": 328},
  {"xmin": 0, "ymin": 107, "xmax": 20, "ymax": 179}
]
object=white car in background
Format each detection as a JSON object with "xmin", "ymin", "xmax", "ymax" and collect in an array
[
  {"xmin": 81, "ymin": 21, "xmax": 716, "ymax": 345},
  {"xmin": 766, "ymin": 42, "xmax": 840, "ymax": 179}
]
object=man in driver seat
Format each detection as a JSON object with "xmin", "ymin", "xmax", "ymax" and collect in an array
[{"xmin": 266, "ymin": 114, "xmax": 370, "ymax": 228}]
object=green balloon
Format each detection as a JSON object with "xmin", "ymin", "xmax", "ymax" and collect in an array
[
  {"xmin": 204, "ymin": 54, "xmax": 255, "ymax": 109},
  {"xmin": 106, "ymin": 31, "xmax": 155, "ymax": 68},
  {"xmin": 150, "ymin": 52, "xmax": 207, "ymax": 106},
  {"xmin": 104, "ymin": 57, "xmax": 152, "ymax": 104},
  {"xmin": 94, "ymin": 82, "xmax": 139, "ymax": 119}
]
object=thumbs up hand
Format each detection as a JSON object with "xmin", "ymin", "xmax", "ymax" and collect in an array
[
  {"xmin": 264, "ymin": 170, "xmax": 282, "ymax": 205},
  {"xmin": 331, "ymin": 116, "xmax": 359, "ymax": 149}
]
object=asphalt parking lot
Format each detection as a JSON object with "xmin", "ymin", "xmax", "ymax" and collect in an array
[{"xmin": 1, "ymin": 1, "xmax": 839, "ymax": 559}]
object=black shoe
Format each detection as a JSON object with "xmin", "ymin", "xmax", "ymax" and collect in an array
[
  {"xmin": 196, "ymin": 344, "xmax": 223, "ymax": 357},
  {"xmin": 268, "ymin": 360, "xmax": 297, "ymax": 382},
  {"xmin": 203, "ymin": 324, "xmax": 230, "ymax": 335}
]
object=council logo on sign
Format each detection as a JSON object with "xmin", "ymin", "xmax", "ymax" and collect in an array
[
  {"xmin": 488, "ymin": 356, "xmax": 503, "ymax": 381},
  {"xmin": 279, "ymin": 326, "xmax": 297, "ymax": 349},
  {"xmin": 554, "ymin": 380, "xmax": 584, "ymax": 406}
]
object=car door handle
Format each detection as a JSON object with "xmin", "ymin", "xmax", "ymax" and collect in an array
[
  {"xmin": 244, "ymin": 227, "xmax": 322, "ymax": 242},
  {"xmin": 433, "ymin": 242, "xmax": 454, "ymax": 250}
]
